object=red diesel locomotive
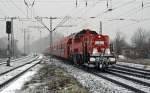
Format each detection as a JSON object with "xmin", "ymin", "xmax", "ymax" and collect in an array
[{"xmin": 49, "ymin": 29, "xmax": 116, "ymax": 69}]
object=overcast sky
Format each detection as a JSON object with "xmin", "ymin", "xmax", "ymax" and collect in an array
[{"xmin": 0, "ymin": 0, "xmax": 150, "ymax": 48}]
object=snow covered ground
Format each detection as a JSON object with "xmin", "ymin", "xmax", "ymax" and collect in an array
[
  {"xmin": 0, "ymin": 65, "xmax": 42, "ymax": 93},
  {"xmin": 0, "ymin": 55, "xmax": 41, "ymax": 93},
  {"xmin": 117, "ymin": 61, "xmax": 150, "ymax": 70},
  {"xmin": 48, "ymin": 58, "xmax": 132, "ymax": 93},
  {"xmin": 1, "ymin": 56, "xmax": 149, "ymax": 93},
  {"xmin": 0, "ymin": 60, "xmax": 41, "ymax": 87},
  {"xmin": 0, "ymin": 56, "xmax": 38, "ymax": 74}
]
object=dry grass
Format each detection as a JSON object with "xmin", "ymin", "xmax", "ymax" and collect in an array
[{"xmin": 21, "ymin": 64, "xmax": 89, "ymax": 93}]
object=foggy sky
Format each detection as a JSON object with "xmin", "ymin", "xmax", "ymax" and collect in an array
[{"xmin": 0, "ymin": 0, "xmax": 150, "ymax": 49}]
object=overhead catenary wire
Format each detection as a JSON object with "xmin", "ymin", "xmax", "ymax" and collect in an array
[
  {"xmin": 95, "ymin": 0, "xmax": 137, "ymax": 18},
  {"xmin": 0, "ymin": 1, "xmax": 8, "ymax": 16},
  {"xmin": 53, "ymin": 0, "xmax": 138, "ymax": 34},
  {"xmin": 1, "ymin": 0, "xmax": 150, "ymax": 39},
  {"xmin": 109, "ymin": 0, "xmax": 150, "ymax": 19},
  {"xmin": 9, "ymin": 0, "xmax": 26, "ymax": 16},
  {"xmin": 93, "ymin": 0, "xmax": 150, "ymax": 32}
]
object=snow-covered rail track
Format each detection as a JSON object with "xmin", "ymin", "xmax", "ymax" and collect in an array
[
  {"xmin": 0, "ymin": 57, "xmax": 38, "ymax": 76},
  {"xmin": 116, "ymin": 64, "xmax": 150, "ymax": 72},
  {"xmin": 81, "ymin": 68, "xmax": 148, "ymax": 92},
  {"xmin": 0, "ymin": 56, "xmax": 41, "ymax": 91},
  {"xmin": 106, "ymin": 69, "xmax": 150, "ymax": 87},
  {"xmin": 58, "ymin": 59, "xmax": 148, "ymax": 93},
  {"xmin": 109, "ymin": 66, "xmax": 150, "ymax": 79},
  {"xmin": 0, "ymin": 55, "xmax": 32, "ymax": 65},
  {"xmin": 90, "ymin": 70, "xmax": 148, "ymax": 93}
]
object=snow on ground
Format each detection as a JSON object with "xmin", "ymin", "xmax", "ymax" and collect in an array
[
  {"xmin": 0, "ymin": 56, "xmax": 38, "ymax": 74},
  {"xmin": 117, "ymin": 61, "xmax": 150, "ymax": 70},
  {"xmin": 0, "ymin": 60, "xmax": 40, "ymax": 86},
  {"xmin": 109, "ymin": 70, "xmax": 150, "ymax": 84},
  {"xmin": 2, "ymin": 56, "xmax": 147, "ymax": 93},
  {"xmin": 0, "ymin": 65, "xmax": 42, "ymax": 93},
  {"xmin": 101, "ymin": 73, "xmax": 150, "ymax": 93},
  {"xmin": 48, "ymin": 58, "xmax": 132, "ymax": 93}
]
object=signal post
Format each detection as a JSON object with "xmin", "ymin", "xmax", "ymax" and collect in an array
[{"xmin": 6, "ymin": 21, "xmax": 12, "ymax": 66}]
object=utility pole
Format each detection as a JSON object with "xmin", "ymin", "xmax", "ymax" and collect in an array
[
  {"xmin": 24, "ymin": 0, "xmax": 35, "ymax": 18},
  {"xmin": 36, "ymin": 16, "xmax": 72, "ymax": 61},
  {"xmin": 100, "ymin": 21, "xmax": 102, "ymax": 34},
  {"xmin": 27, "ymin": 30, "xmax": 30, "ymax": 54},
  {"xmin": 11, "ymin": 18, "xmax": 14, "ymax": 58},
  {"xmin": 36, "ymin": 17, "xmax": 57, "ymax": 61},
  {"xmin": 76, "ymin": 0, "xmax": 78, "ymax": 7},
  {"xmin": 7, "ymin": 34, "xmax": 11, "ymax": 66},
  {"xmin": 10, "ymin": 17, "xmax": 17, "ymax": 58},
  {"xmin": 49, "ymin": 17, "xmax": 53, "ymax": 62},
  {"xmin": 23, "ymin": 29, "xmax": 26, "ymax": 55},
  {"xmin": 39, "ymin": 29, "xmax": 42, "ymax": 51}
]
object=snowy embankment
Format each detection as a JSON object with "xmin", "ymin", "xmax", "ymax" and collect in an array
[
  {"xmin": 0, "ymin": 56, "xmax": 42, "ymax": 93},
  {"xmin": 49, "ymin": 58, "xmax": 132, "ymax": 93},
  {"xmin": 0, "ymin": 65, "xmax": 42, "ymax": 93}
]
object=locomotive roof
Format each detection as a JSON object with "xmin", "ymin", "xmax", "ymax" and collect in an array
[{"xmin": 75, "ymin": 29, "xmax": 98, "ymax": 37}]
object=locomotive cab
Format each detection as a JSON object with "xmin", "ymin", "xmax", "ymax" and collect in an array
[{"xmin": 88, "ymin": 34, "xmax": 116, "ymax": 69}]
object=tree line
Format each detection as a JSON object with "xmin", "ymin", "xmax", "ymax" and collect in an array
[{"xmin": 113, "ymin": 28, "xmax": 150, "ymax": 59}]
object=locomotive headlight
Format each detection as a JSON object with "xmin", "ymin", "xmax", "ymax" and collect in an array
[
  {"xmin": 93, "ymin": 48, "xmax": 98, "ymax": 54},
  {"xmin": 105, "ymin": 48, "xmax": 110, "ymax": 55},
  {"xmin": 90, "ymin": 58, "xmax": 95, "ymax": 61},
  {"xmin": 109, "ymin": 58, "xmax": 116, "ymax": 62}
]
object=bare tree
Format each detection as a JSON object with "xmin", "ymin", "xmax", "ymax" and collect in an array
[
  {"xmin": 131, "ymin": 28, "xmax": 148, "ymax": 58},
  {"xmin": 131, "ymin": 28, "xmax": 146, "ymax": 49},
  {"xmin": 113, "ymin": 31, "xmax": 128, "ymax": 56}
]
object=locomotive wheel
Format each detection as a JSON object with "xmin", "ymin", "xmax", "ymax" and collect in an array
[
  {"xmin": 79, "ymin": 54, "xmax": 83, "ymax": 64},
  {"xmin": 96, "ymin": 63, "xmax": 103, "ymax": 70},
  {"xmin": 73, "ymin": 55, "xmax": 78, "ymax": 65},
  {"xmin": 95, "ymin": 63, "xmax": 99, "ymax": 70},
  {"xmin": 99, "ymin": 62, "xmax": 106, "ymax": 70}
]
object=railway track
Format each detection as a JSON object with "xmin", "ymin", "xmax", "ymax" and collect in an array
[
  {"xmin": 112, "ymin": 65, "xmax": 150, "ymax": 75},
  {"xmin": 0, "ymin": 56, "xmax": 42, "ymax": 91},
  {"xmin": 86, "ymin": 68, "xmax": 149, "ymax": 93},
  {"xmin": 105, "ymin": 69, "xmax": 150, "ymax": 86},
  {"xmin": 116, "ymin": 64, "xmax": 150, "ymax": 72},
  {"xmin": 90, "ymin": 70, "xmax": 148, "ymax": 93},
  {"xmin": 108, "ymin": 68, "xmax": 150, "ymax": 79},
  {"xmin": 0, "ymin": 56, "xmax": 38, "ymax": 76},
  {"xmin": 54, "ymin": 57, "xmax": 150, "ymax": 93},
  {"xmin": 0, "ymin": 55, "xmax": 32, "ymax": 65}
]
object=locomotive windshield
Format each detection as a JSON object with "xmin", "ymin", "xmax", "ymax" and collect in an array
[
  {"xmin": 75, "ymin": 29, "xmax": 98, "ymax": 38},
  {"xmin": 95, "ymin": 41, "xmax": 104, "ymax": 45}
]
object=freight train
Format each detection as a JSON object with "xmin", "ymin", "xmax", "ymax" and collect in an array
[{"xmin": 46, "ymin": 29, "xmax": 116, "ymax": 69}]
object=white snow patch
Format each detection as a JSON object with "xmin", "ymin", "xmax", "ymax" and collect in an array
[
  {"xmin": 118, "ymin": 55, "xmax": 126, "ymax": 60},
  {"xmin": 0, "ymin": 65, "xmax": 42, "ymax": 93}
]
